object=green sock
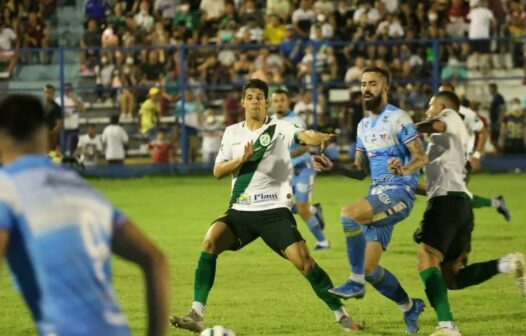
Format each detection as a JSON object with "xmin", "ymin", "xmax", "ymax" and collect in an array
[
  {"xmin": 471, "ymin": 195, "xmax": 492, "ymax": 208},
  {"xmin": 193, "ymin": 251, "xmax": 217, "ymax": 304},
  {"xmin": 304, "ymin": 264, "xmax": 343, "ymax": 311},
  {"xmin": 420, "ymin": 267, "xmax": 453, "ymax": 321},
  {"xmin": 454, "ymin": 260, "xmax": 499, "ymax": 290}
]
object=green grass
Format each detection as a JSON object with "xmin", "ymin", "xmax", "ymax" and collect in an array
[{"xmin": 1, "ymin": 174, "xmax": 526, "ymax": 335}]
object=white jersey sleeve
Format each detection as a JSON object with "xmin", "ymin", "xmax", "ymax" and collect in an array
[
  {"xmin": 459, "ymin": 105, "xmax": 484, "ymax": 133},
  {"xmin": 215, "ymin": 126, "xmax": 234, "ymax": 163},
  {"xmin": 276, "ymin": 119, "xmax": 302, "ymax": 148}
]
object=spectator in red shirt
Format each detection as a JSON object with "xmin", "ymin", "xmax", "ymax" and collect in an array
[
  {"xmin": 23, "ymin": 11, "xmax": 49, "ymax": 63},
  {"xmin": 148, "ymin": 130, "xmax": 173, "ymax": 164}
]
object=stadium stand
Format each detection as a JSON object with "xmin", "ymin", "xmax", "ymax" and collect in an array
[{"xmin": 2, "ymin": 0, "xmax": 526, "ymax": 168}]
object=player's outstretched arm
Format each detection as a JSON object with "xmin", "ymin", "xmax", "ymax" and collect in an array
[
  {"xmin": 112, "ymin": 221, "xmax": 170, "ymax": 336},
  {"xmin": 213, "ymin": 141, "xmax": 255, "ymax": 179},
  {"xmin": 297, "ymin": 130, "xmax": 336, "ymax": 151},
  {"xmin": 312, "ymin": 152, "xmax": 368, "ymax": 180},
  {"xmin": 389, "ymin": 138, "xmax": 428, "ymax": 176},
  {"xmin": 415, "ymin": 119, "xmax": 446, "ymax": 134}
]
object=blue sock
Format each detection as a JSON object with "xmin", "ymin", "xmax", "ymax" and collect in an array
[
  {"xmin": 305, "ymin": 215, "xmax": 326, "ymax": 242},
  {"xmin": 341, "ymin": 216, "xmax": 366, "ymax": 276},
  {"xmin": 366, "ymin": 266, "xmax": 410, "ymax": 305}
]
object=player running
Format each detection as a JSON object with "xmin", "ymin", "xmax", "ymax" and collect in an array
[
  {"xmin": 271, "ymin": 88, "xmax": 330, "ymax": 250},
  {"xmin": 312, "ymin": 67, "xmax": 427, "ymax": 334},
  {"xmin": 439, "ymin": 83, "xmax": 510, "ymax": 221},
  {"xmin": 406, "ymin": 91, "xmax": 524, "ymax": 336},
  {"xmin": 0, "ymin": 94, "xmax": 170, "ymax": 336},
  {"xmin": 170, "ymin": 79, "xmax": 361, "ymax": 333}
]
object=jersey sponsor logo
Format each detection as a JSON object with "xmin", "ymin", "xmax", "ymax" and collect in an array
[
  {"xmin": 367, "ymin": 148, "xmax": 399, "ymax": 158},
  {"xmin": 253, "ymin": 192, "xmax": 279, "ymax": 202},
  {"xmin": 260, "ymin": 133, "xmax": 271, "ymax": 147},
  {"xmin": 379, "ymin": 131, "xmax": 391, "ymax": 141},
  {"xmin": 378, "ymin": 192, "xmax": 392, "ymax": 205}
]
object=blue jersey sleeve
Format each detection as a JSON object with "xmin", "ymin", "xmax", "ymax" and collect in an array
[
  {"xmin": 0, "ymin": 201, "xmax": 15, "ymax": 231},
  {"xmin": 356, "ymin": 120, "xmax": 365, "ymax": 152},
  {"xmin": 394, "ymin": 112, "xmax": 419, "ymax": 145}
]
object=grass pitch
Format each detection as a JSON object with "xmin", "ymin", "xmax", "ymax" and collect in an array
[{"xmin": 1, "ymin": 174, "xmax": 525, "ymax": 335}]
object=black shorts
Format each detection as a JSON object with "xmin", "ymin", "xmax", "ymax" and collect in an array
[
  {"xmin": 214, "ymin": 207, "xmax": 304, "ymax": 256},
  {"xmin": 414, "ymin": 194, "xmax": 474, "ymax": 262},
  {"xmin": 470, "ymin": 39, "xmax": 491, "ymax": 53}
]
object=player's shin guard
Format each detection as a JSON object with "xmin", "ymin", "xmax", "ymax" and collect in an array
[
  {"xmin": 306, "ymin": 215, "xmax": 326, "ymax": 242},
  {"xmin": 341, "ymin": 217, "xmax": 366, "ymax": 278},
  {"xmin": 453, "ymin": 260, "xmax": 499, "ymax": 290},
  {"xmin": 193, "ymin": 251, "xmax": 217, "ymax": 304},
  {"xmin": 366, "ymin": 266, "xmax": 410, "ymax": 305},
  {"xmin": 420, "ymin": 267, "xmax": 454, "ymax": 322},
  {"xmin": 305, "ymin": 264, "xmax": 343, "ymax": 311}
]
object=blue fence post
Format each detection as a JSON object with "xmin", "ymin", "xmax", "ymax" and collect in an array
[
  {"xmin": 432, "ymin": 40, "xmax": 440, "ymax": 92},
  {"xmin": 59, "ymin": 47, "xmax": 66, "ymax": 155},
  {"xmin": 178, "ymin": 45, "xmax": 188, "ymax": 164},
  {"xmin": 311, "ymin": 41, "xmax": 318, "ymax": 129}
]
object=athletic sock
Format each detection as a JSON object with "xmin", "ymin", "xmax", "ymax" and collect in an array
[
  {"xmin": 454, "ymin": 260, "xmax": 499, "ymax": 289},
  {"xmin": 193, "ymin": 251, "xmax": 217, "ymax": 305},
  {"xmin": 420, "ymin": 267, "xmax": 453, "ymax": 321},
  {"xmin": 305, "ymin": 215, "xmax": 326, "ymax": 242},
  {"xmin": 192, "ymin": 302, "xmax": 204, "ymax": 317},
  {"xmin": 471, "ymin": 195, "xmax": 492, "ymax": 208},
  {"xmin": 341, "ymin": 216, "xmax": 366, "ymax": 280},
  {"xmin": 305, "ymin": 264, "xmax": 343, "ymax": 311},
  {"xmin": 366, "ymin": 266, "xmax": 411, "ymax": 306}
]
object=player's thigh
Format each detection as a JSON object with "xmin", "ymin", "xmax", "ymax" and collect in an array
[
  {"xmin": 283, "ymin": 240, "xmax": 315, "ymax": 274},
  {"xmin": 365, "ymin": 241, "xmax": 384, "ymax": 274},
  {"xmin": 366, "ymin": 188, "xmax": 414, "ymax": 227},
  {"xmin": 256, "ymin": 208, "xmax": 304, "ymax": 258},
  {"xmin": 341, "ymin": 198, "xmax": 373, "ymax": 224},
  {"xmin": 206, "ymin": 209, "xmax": 259, "ymax": 253}
]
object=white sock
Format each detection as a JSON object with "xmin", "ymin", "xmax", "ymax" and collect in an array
[
  {"xmin": 350, "ymin": 273, "xmax": 365, "ymax": 284},
  {"xmin": 310, "ymin": 205, "xmax": 317, "ymax": 214},
  {"xmin": 491, "ymin": 198, "xmax": 500, "ymax": 208},
  {"xmin": 498, "ymin": 254, "xmax": 513, "ymax": 274},
  {"xmin": 333, "ymin": 306, "xmax": 348, "ymax": 321},
  {"xmin": 439, "ymin": 321, "xmax": 456, "ymax": 329},
  {"xmin": 399, "ymin": 297, "xmax": 413, "ymax": 313},
  {"xmin": 317, "ymin": 239, "xmax": 330, "ymax": 246},
  {"xmin": 192, "ymin": 301, "xmax": 205, "ymax": 317}
]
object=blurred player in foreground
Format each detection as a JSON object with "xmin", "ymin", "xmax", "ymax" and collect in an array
[{"xmin": 0, "ymin": 94, "xmax": 170, "ymax": 336}]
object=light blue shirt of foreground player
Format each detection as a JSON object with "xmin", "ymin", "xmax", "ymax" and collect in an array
[
  {"xmin": 0, "ymin": 154, "xmax": 130, "ymax": 336},
  {"xmin": 356, "ymin": 104, "xmax": 420, "ymax": 191}
]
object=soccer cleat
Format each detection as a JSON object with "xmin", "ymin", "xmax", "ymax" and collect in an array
[
  {"xmin": 510, "ymin": 252, "xmax": 525, "ymax": 296},
  {"xmin": 429, "ymin": 322, "xmax": 462, "ymax": 336},
  {"xmin": 496, "ymin": 196, "xmax": 511, "ymax": 222},
  {"xmin": 403, "ymin": 298, "xmax": 425, "ymax": 334},
  {"xmin": 313, "ymin": 242, "xmax": 331, "ymax": 251},
  {"xmin": 313, "ymin": 203, "xmax": 325, "ymax": 230},
  {"xmin": 329, "ymin": 280, "xmax": 365, "ymax": 299},
  {"xmin": 170, "ymin": 309, "xmax": 204, "ymax": 333},
  {"xmin": 338, "ymin": 315, "xmax": 364, "ymax": 332}
]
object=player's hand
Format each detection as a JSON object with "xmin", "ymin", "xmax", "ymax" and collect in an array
[
  {"xmin": 320, "ymin": 133, "xmax": 337, "ymax": 152},
  {"xmin": 312, "ymin": 154, "xmax": 333, "ymax": 171},
  {"xmin": 470, "ymin": 157, "xmax": 481, "ymax": 172},
  {"xmin": 240, "ymin": 141, "xmax": 256, "ymax": 163},
  {"xmin": 388, "ymin": 157, "xmax": 405, "ymax": 175}
]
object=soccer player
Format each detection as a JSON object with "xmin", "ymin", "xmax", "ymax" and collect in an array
[
  {"xmin": 170, "ymin": 79, "xmax": 360, "ymax": 333},
  {"xmin": 312, "ymin": 67, "xmax": 427, "ymax": 334},
  {"xmin": 0, "ymin": 94, "xmax": 170, "ymax": 336},
  {"xmin": 270, "ymin": 88, "xmax": 329, "ymax": 250},
  {"xmin": 407, "ymin": 91, "xmax": 524, "ymax": 336},
  {"xmin": 439, "ymin": 83, "xmax": 510, "ymax": 221}
]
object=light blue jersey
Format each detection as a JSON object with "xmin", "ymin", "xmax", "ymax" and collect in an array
[
  {"xmin": 282, "ymin": 112, "xmax": 315, "ymax": 202},
  {"xmin": 0, "ymin": 155, "xmax": 130, "ymax": 336},
  {"xmin": 356, "ymin": 104, "xmax": 420, "ymax": 249}
]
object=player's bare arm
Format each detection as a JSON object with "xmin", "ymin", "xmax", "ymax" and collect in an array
[
  {"xmin": 213, "ymin": 141, "xmax": 255, "ymax": 179},
  {"xmin": 415, "ymin": 119, "xmax": 446, "ymax": 134},
  {"xmin": 415, "ymin": 182, "xmax": 427, "ymax": 196},
  {"xmin": 291, "ymin": 145, "xmax": 309, "ymax": 158},
  {"xmin": 389, "ymin": 138, "xmax": 428, "ymax": 176},
  {"xmin": 312, "ymin": 151, "xmax": 368, "ymax": 180},
  {"xmin": 112, "ymin": 220, "xmax": 170, "ymax": 336},
  {"xmin": 471, "ymin": 127, "xmax": 488, "ymax": 171},
  {"xmin": 297, "ymin": 130, "xmax": 336, "ymax": 151}
]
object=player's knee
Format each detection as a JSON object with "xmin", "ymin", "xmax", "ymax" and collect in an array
[
  {"xmin": 299, "ymin": 257, "xmax": 316, "ymax": 274},
  {"xmin": 340, "ymin": 215, "xmax": 362, "ymax": 233},
  {"xmin": 340, "ymin": 205, "xmax": 365, "ymax": 223},
  {"xmin": 202, "ymin": 237, "xmax": 219, "ymax": 254}
]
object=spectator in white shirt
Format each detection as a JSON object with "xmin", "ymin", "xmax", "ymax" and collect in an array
[
  {"xmin": 353, "ymin": 1, "xmax": 380, "ymax": 25},
  {"xmin": 77, "ymin": 124, "xmax": 103, "ymax": 167},
  {"xmin": 102, "ymin": 114, "xmax": 129, "ymax": 165},
  {"xmin": 0, "ymin": 22, "xmax": 18, "ymax": 77},
  {"xmin": 292, "ymin": 0, "xmax": 315, "ymax": 38},
  {"xmin": 467, "ymin": 0, "xmax": 496, "ymax": 69},
  {"xmin": 55, "ymin": 83, "xmax": 84, "ymax": 156},
  {"xmin": 134, "ymin": 1, "xmax": 154, "ymax": 33}
]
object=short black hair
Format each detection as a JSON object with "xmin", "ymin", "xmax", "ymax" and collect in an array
[
  {"xmin": 435, "ymin": 90, "xmax": 460, "ymax": 112},
  {"xmin": 0, "ymin": 94, "xmax": 47, "ymax": 141},
  {"xmin": 110, "ymin": 114, "xmax": 120, "ymax": 124},
  {"xmin": 242, "ymin": 79, "xmax": 269, "ymax": 99},
  {"xmin": 272, "ymin": 88, "xmax": 290, "ymax": 98},
  {"xmin": 45, "ymin": 84, "xmax": 55, "ymax": 91},
  {"xmin": 362, "ymin": 66, "xmax": 391, "ymax": 86}
]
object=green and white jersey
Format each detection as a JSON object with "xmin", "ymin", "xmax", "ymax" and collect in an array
[
  {"xmin": 425, "ymin": 108, "xmax": 472, "ymax": 200},
  {"xmin": 216, "ymin": 117, "xmax": 302, "ymax": 211}
]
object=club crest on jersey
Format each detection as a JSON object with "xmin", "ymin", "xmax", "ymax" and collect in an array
[{"xmin": 260, "ymin": 133, "xmax": 271, "ymax": 147}]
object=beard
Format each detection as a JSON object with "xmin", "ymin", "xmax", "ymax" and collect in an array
[{"xmin": 363, "ymin": 92, "xmax": 383, "ymax": 113}]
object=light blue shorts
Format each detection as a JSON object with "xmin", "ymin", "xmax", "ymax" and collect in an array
[
  {"xmin": 363, "ymin": 186, "xmax": 415, "ymax": 249},
  {"xmin": 291, "ymin": 167, "xmax": 315, "ymax": 203}
]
